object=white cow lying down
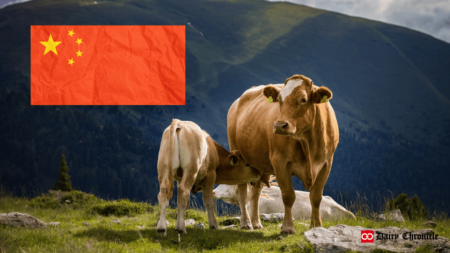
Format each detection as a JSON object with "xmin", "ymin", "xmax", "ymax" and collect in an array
[{"xmin": 213, "ymin": 184, "xmax": 356, "ymax": 221}]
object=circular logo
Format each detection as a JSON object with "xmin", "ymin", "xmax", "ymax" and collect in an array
[{"xmin": 361, "ymin": 233, "xmax": 374, "ymax": 240}]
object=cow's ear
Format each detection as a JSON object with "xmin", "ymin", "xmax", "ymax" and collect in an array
[
  {"xmin": 229, "ymin": 154, "xmax": 239, "ymax": 166},
  {"xmin": 263, "ymin": 85, "xmax": 280, "ymax": 102},
  {"xmin": 312, "ymin": 86, "xmax": 333, "ymax": 104}
]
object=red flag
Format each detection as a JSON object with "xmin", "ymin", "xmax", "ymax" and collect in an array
[{"xmin": 31, "ymin": 26, "xmax": 185, "ymax": 105}]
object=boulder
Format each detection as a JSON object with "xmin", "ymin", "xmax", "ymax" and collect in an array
[
  {"xmin": 195, "ymin": 222, "xmax": 205, "ymax": 229},
  {"xmin": 185, "ymin": 219, "xmax": 195, "ymax": 226},
  {"xmin": 261, "ymin": 213, "xmax": 285, "ymax": 222},
  {"xmin": 376, "ymin": 209, "xmax": 405, "ymax": 222},
  {"xmin": 305, "ymin": 224, "xmax": 450, "ymax": 253},
  {"xmin": 0, "ymin": 212, "xmax": 47, "ymax": 228},
  {"xmin": 109, "ymin": 218, "xmax": 120, "ymax": 224},
  {"xmin": 423, "ymin": 221, "xmax": 437, "ymax": 228}
]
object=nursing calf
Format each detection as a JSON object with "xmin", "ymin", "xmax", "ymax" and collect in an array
[
  {"xmin": 157, "ymin": 119, "xmax": 260, "ymax": 235},
  {"xmin": 213, "ymin": 184, "xmax": 355, "ymax": 220}
]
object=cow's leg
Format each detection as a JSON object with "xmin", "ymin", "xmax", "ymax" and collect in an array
[
  {"xmin": 276, "ymin": 171, "xmax": 296, "ymax": 234},
  {"xmin": 238, "ymin": 183, "xmax": 252, "ymax": 230},
  {"xmin": 309, "ymin": 164, "xmax": 331, "ymax": 228},
  {"xmin": 175, "ymin": 170, "xmax": 197, "ymax": 234},
  {"xmin": 202, "ymin": 172, "xmax": 219, "ymax": 230},
  {"xmin": 249, "ymin": 180, "xmax": 264, "ymax": 229},
  {"xmin": 157, "ymin": 175, "xmax": 170, "ymax": 236}
]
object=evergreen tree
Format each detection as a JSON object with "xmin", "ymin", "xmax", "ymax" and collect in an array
[{"xmin": 53, "ymin": 154, "xmax": 72, "ymax": 192}]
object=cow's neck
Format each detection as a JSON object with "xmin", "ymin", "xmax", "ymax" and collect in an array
[{"xmin": 297, "ymin": 106, "xmax": 327, "ymax": 189}]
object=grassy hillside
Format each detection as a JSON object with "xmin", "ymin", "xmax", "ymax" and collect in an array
[{"xmin": 1, "ymin": 192, "xmax": 449, "ymax": 253}]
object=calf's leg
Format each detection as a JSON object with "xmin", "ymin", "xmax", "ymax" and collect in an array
[
  {"xmin": 157, "ymin": 177, "xmax": 170, "ymax": 236},
  {"xmin": 249, "ymin": 180, "xmax": 264, "ymax": 229},
  {"xmin": 175, "ymin": 170, "xmax": 197, "ymax": 234},
  {"xmin": 238, "ymin": 183, "xmax": 252, "ymax": 230},
  {"xmin": 202, "ymin": 172, "xmax": 219, "ymax": 229}
]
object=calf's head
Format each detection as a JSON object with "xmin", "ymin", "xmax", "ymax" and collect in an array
[{"xmin": 263, "ymin": 75, "xmax": 333, "ymax": 137}]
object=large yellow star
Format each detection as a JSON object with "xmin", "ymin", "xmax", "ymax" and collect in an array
[
  {"xmin": 68, "ymin": 30, "xmax": 75, "ymax": 37},
  {"xmin": 76, "ymin": 50, "xmax": 83, "ymax": 57},
  {"xmin": 68, "ymin": 58, "xmax": 75, "ymax": 66},
  {"xmin": 76, "ymin": 38, "xmax": 83, "ymax": 45},
  {"xmin": 40, "ymin": 34, "xmax": 62, "ymax": 55}
]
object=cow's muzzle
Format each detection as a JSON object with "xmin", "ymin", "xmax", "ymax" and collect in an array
[{"xmin": 274, "ymin": 121, "xmax": 294, "ymax": 135}]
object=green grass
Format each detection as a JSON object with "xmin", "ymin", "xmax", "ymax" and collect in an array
[{"xmin": 0, "ymin": 193, "xmax": 448, "ymax": 253}]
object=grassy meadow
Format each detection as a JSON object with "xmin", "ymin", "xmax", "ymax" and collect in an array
[{"xmin": 0, "ymin": 190, "xmax": 448, "ymax": 253}]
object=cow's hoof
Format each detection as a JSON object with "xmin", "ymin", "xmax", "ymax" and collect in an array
[
  {"xmin": 156, "ymin": 228, "xmax": 167, "ymax": 236},
  {"xmin": 253, "ymin": 223, "xmax": 263, "ymax": 230},
  {"xmin": 175, "ymin": 228, "xmax": 187, "ymax": 234},
  {"xmin": 240, "ymin": 224, "xmax": 253, "ymax": 230},
  {"xmin": 209, "ymin": 225, "xmax": 220, "ymax": 230},
  {"xmin": 281, "ymin": 228, "xmax": 296, "ymax": 234}
]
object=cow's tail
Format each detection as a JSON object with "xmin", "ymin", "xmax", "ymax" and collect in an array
[{"xmin": 166, "ymin": 119, "xmax": 180, "ymax": 200}]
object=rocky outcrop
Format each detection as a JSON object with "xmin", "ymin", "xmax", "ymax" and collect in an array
[
  {"xmin": 305, "ymin": 224, "xmax": 450, "ymax": 252},
  {"xmin": 423, "ymin": 221, "xmax": 437, "ymax": 228},
  {"xmin": 0, "ymin": 212, "xmax": 47, "ymax": 228},
  {"xmin": 261, "ymin": 213, "xmax": 284, "ymax": 222},
  {"xmin": 376, "ymin": 209, "xmax": 405, "ymax": 222},
  {"xmin": 185, "ymin": 219, "xmax": 195, "ymax": 226}
]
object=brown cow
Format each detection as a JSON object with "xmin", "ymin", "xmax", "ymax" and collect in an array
[
  {"xmin": 227, "ymin": 75, "xmax": 339, "ymax": 234},
  {"xmin": 157, "ymin": 119, "xmax": 260, "ymax": 235}
]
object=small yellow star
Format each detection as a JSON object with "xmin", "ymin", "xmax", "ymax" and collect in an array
[
  {"xmin": 76, "ymin": 50, "xmax": 83, "ymax": 57},
  {"xmin": 68, "ymin": 58, "xmax": 75, "ymax": 66},
  {"xmin": 68, "ymin": 30, "xmax": 75, "ymax": 37},
  {"xmin": 76, "ymin": 38, "xmax": 83, "ymax": 45},
  {"xmin": 40, "ymin": 34, "xmax": 62, "ymax": 55}
]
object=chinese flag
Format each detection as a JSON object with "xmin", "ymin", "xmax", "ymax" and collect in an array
[{"xmin": 31, "ymin": 26, "xmax": 185, "ymax": 105}]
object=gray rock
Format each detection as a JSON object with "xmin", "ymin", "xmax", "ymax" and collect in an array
[
  {"xmin": 376, "ymin": 209, "xmax": 405, "ymax": 222},
  {"xmin": 305, "ymin": 224, "xmax": 450, "ymax": 253},
  {"xmin": 219, "ymin": 217, "xmax": 240, "ymax": 226},
  {"xmin": 195, "ymin": 222, "xmax": 205, "ymax": 229},
  {"xmin": 222, "ymin": 224, "xmax": 238, "ymax": 229},
  {"xmin": 261, "ymin": 213, "xmax": 292, "ymax": 222},
  {"xmin": 185, "ymin": 219, "xmax": 195, "ymax": 226},
  {"xmin": 261, "ymin": 213, "xmax": 283, "ymax": 222},
  {"xmin": 0, "ymin": 212, "xmax": 47, "ymax": 228},
  {"xmin": 109, "ymin": 218, "xmax": 120, "ymax": 224},
  {"xmin": 65, "ymin": 200, "xmax": 71, "ymax": 204},
  {"xmin": 82, "ymin": 222, "xmax": 90, "ymax": 226},
  {"xmin": 423, "ymin": 221, "xmax": 437, "ymax": 228},
  {"xmin": 48, "ymin": 222, "xmax": 60, "ymax": 226}
]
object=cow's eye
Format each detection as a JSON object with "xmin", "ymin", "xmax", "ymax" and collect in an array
[{"xmin": 301, "ymin": 98, "xmax": 307, "ymax": 103}]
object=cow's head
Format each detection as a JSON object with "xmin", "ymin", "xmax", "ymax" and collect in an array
[{"xmin": 263, "ymin": 75, "xmax": 332, "ymax": 137}]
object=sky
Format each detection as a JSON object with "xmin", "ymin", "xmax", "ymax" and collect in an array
[
  {"xmin": 269, "ymin": 0, "xmax": 450, "ymax": 44},
  {"xmin": 1, "ymin": 0, "xmax": 450, "ymax": 44}
]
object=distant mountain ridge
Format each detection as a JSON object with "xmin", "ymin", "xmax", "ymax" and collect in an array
[{"xmin": 0, "ymin": 0, "xmax": 449, "ymax": 211}]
